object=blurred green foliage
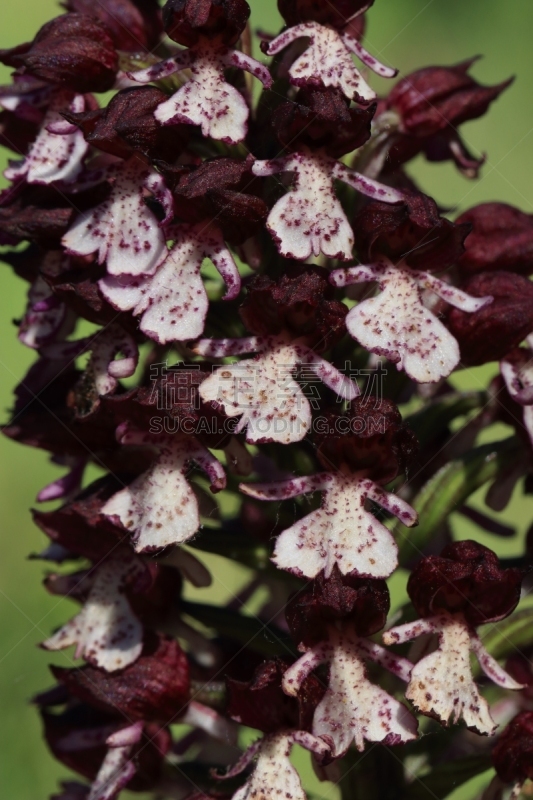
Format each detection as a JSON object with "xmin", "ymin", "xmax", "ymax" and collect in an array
[{"xmin": 1, "ymin": 1, "xmax": 533, "ymax": 798}]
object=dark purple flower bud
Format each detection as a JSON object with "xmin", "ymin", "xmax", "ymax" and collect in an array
[
  {"xmin": 0, "ymin": 15, "xmax": 118, "ymax": 93},
  {"xmin": 162, "ymin": 0, "xmax": 250, "ymax": 47},
  {"xmin": 492, "ymin": 712, "xmax": 533, "ymax": 785},
  {"xmin": 227, "ymin": 657, "xmax": 324, "ymax": 733},
  {"xmin": 314, "ymin": 396, "xmax": 418, "ymax": 482},
  {"xmin": 51, "ymin": 634, "xmax": 190, "ymax": 723},
  {"xmin": 63, "ymin": 86, "xmax": 186, "ymax": 162},
  {"xmin": 354, "ymin": 189, "xmax": 470, "ymax": 271},
  {"xmin": 407, "ymin": 540, "xmax": 523, "ymax": 625},
  {"xmin": 62, "ymin": 0, "xmax": 163, "ymax": 52},
  {"xmin": 278, "ymin": 0, "xmax": 373, "ymax": 29},
  {"xmin": 380, "ymin": 58, "xmax": 512, "ymax": 177},
  {"xmin": 457, "ymin": 202, "xmax": 533, "ymax": 276},
  {"xmin": 272, "ymin": 87, "xmax": 374, "ymax": 159},
  {"xmin": 239, "ymin": 265, "xmax": 348, "ymax": 351},
  {"xmin": 172, "ymin": 155, "xmax": 267, "ymax": 243},
  {"xmin": 286, "ymin": 566, "xmax": 390, "ymax": 647},
  {"xmin": 385, "ymin": 58, "xmax": 511, "ymax": 138},
  {"xmin": 447, "ymin": 271, "xmax": 533, "ymax": 365}
]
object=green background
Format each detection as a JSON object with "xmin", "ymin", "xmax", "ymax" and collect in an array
[{"xmin": 1, "ymin": 0, "xmax": 533, "ymax": 797}]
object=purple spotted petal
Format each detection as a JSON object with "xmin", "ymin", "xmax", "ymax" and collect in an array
[
  {"xmin": 100, "ymin": 224, "xmax": 241, "ymax": 343},
  {"xmin": 101, "ymin": 429, "xmax": 225, "ymax": 551},
  {"xmin": 42, "ymin": 554, "xmax": 144, "ymax": 672},
  {"xmin": 267, "ymin": 22, "xmax": 376, "ymax": 103},
  {"xmin": 62, "ymin": 158, "xmax": 170, "ymax": 277},
  {"xmin": 268, "ymin": 472, "xmax": 416, "ymax": 578},
  {"xmin": 384, "ymin": 614, "xmax": 523, "ymax": 734},
  {"xmin": 5, "ymin": 92, "xmax": 88, "ymax": 185}
]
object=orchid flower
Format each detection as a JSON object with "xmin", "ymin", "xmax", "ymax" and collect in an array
[
  {"xmin": 330, "ymin": 259, "xmax": 493, "ymax": 383},
  {"xmin": 42, "ymin": 553, "xmax": 145, "ymax": 672},
  {"xmin": 195, "ymin": 334, "xmax": 359, "ymax": 444},
  {"xmin": 218, "ymin": 730, "xmax": 330, "ymax": 800},
  {"xmin": 100, "ymin": 222, "xmax": 241, "ymax": 343},
  {"xmin": 240, "ymin": 469, "xmax": 417, "ymax": 578},
  {"xmin": 384, "ymin": 612, "xmax": 524, "ymax": 734},
  {"xmin": 101, "ymin": 424, "xmax": 226, "ymax": 552},
  {"xmin": 62, "ymin": 157, "xmax": 173, "ymax": 277},
  {"xmin": 266, "ymin": 21, "xmax": 396, "ymax": 104},
  {"xmin": 283, "ymin": 623, "xmax": 417, "ymax": 754},
  {"xmin": 252, "ymin": 149, "xmax": 403, "ymax": 261},
  {"xmin": 128, "ymin": 40, "xmax": 272, "ymax": 144},
  {"xmin": 5, "ymin": 92, "xmax": 88, "ymax": 185}
]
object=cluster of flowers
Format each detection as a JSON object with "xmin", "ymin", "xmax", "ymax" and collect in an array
[{"xmin": 2, "ymin": 0, "xmax": 533, "ymax": 798}]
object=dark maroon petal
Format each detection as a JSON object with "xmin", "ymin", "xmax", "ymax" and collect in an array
[
  {"xmin": 272, "ymin": 87, "xmax": 375, "ymax": 159},
  {"xmin": 52, "ymin": 634, "xmax": 190, "ymax": 723},
  {"xmin": 457, "ymin": 203, "xmax": 533, "ymax": 276},
  {"xmin": 162, "ymin": 0, "xmax": 250, "ymax": 46},
  {"xmin": 278, "ymin": 0, "xmax": 373, "ymax": 28},
  {"xmin": 32, "ymin": 475, "xmax": 131, "ymax": 562},
  {"xmin": 239, "ymin": 265, "xmax": 348, "ymax": 351},
  {"xmin": 0, "ymin": 108, "xmax": 41, "ymax": 155},
  {"xmin": 492, "ymin": 712, "xmax": 533, "ymax": 784},
  {"xmin": 226, "ymin": 657, "xmax": 325, "ymax": 733},
  {"xmin": 314, "ymin": 396, "xmax": 418, "ymax": 482},
  {"xmin": 407, "ymin": 540, "xmax": 523, "ymax": 625},
  {"xmin": 64, "ymin": 86, "xmax": 186, "ymax": 162},
  {"xmin": 0, "ymin": 181, "xmax": 110, "ymax": 247},
  {"xmin": 285, "ymin": 565, "xmax": 390, "ymax": 646},
  {"xmin": 447, "ymin": 271, "xmax": 533, "ymax": 365},
  {"xmin": 40, "ymin": 702, "xmax": 170, "ymax": 791},
  {"xmin": 354, "ymin": 189, "xmax": 470, "ymax": 271},
  {"xmin": 0, "ymin": 15, "xmax": 118, "ymax": 93},
  {"xmin": 172, "ymin": 155, "xmax": 267, "ymax": 242},
  {"xmin": 0, "ymin": 184, "xmax": 74, "ymax": 247},
  {"xmin": 62, "ymin": 0, "xmax": 163, "ymax": 52}
]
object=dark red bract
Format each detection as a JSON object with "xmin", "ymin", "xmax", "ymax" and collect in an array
[
  {"xmin": 227, "ymin": 657, "xmax": 324, "ymax": 733},
  {"xmin": 63, "ymin": 0, "xmax": 163, "ymax": 52},
  {"xmin": 51, "ymin": 634, "xmax": 190, "ymax": 723},
  {"xmin": 314, "ymin": 396, "xmax": 418, "ymax": 482},
  {"xmin": 354, "ymin": 189, "xmax": 470, "ymax": 271},
  {"xmin": 278, "ymin": 0, "xmax": 373, "ymax": 28},
  {"xmin": 272, "ymin": 87, "xmax": 374, "ymax": 159}
]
